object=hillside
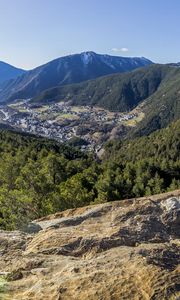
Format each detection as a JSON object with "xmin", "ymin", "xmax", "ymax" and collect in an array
[
  {"xmin": 131, "ymin": 66, "xmax": 180, "ymax": 136},
  {"xmin": 0, "ymin": 190, "xmax": 179, "ymax": 299},
  {"xmin": 0, "ymin": 119, "xmax": 179, "ymax": 230},
  {"xmin": 0, "ymin": 61, "xmax": 26, "ymax": 87},
  {"xmin": 104, "ymin": 118, "xmax": 180, "ymax": 163},
  {"xmin": 0, "ymin": 52, "xmax": 152, "ymax": 103}
]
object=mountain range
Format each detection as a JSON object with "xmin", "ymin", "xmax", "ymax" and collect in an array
[{"xmin": 0, "ymin": 52, "xmax": 152, "ymax": 103}]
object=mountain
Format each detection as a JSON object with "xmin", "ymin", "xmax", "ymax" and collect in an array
[
  {"xmin": 0, "ymin": 61, "xmax": 26, "ymax": 88},
  {"xmin": 33, "ymin": 64, "xmax": 180, "ymax": 135},
  {"xmin": 0, "ymin": 52, "xmax": 153, "ymax": 103},
  {"xmin": 0, "ymin": 190, "xmax": 180, "ymax": 299}
]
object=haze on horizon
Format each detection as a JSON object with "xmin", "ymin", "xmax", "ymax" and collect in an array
[{"xmin": 0, "ymin": 0, "xmax": 180, "ymax": 69}]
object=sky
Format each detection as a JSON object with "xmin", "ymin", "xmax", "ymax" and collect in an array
[{"xmin": 0, "ymin": 0, "xmax": 180, "ymax": 69}]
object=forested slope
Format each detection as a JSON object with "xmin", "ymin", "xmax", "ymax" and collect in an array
[
  {"xmin": 32, "ymin": 64, "xmax": 169, "ymax": 111},
  {"xmin": 0, "ymin": 119, "xmax": 179, "ymax": 230},
  {"xmin": 131, "ymin": 66, "xmax": 180, "ymax": 136}
]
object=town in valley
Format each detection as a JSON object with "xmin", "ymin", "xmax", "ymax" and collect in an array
[{"xmin": 0, "ymin": 101, "xmax": 144, "ymax": 152}]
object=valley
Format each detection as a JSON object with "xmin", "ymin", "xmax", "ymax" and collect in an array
[
  {"xmin": 0, "ymin": 101, "xmax": 144, "ymax": 152},
  {"xmin": 1, "ymin": 1, "xmax": 180, "ymax": 298}
]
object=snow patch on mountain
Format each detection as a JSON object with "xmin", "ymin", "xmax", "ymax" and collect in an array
[{"xmin": 81, "ymin": 52, "xmax": 93, "ymax": 65}]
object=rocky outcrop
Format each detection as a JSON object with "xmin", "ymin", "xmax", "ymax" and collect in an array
[{"xmin": 0, "ymin": 190, "xmax": 180, "ymax": 300}]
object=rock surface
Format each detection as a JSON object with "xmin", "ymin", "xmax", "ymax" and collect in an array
[{"xmin": 0, "ymin": 190, "xmax": 180, "ymax": 300}]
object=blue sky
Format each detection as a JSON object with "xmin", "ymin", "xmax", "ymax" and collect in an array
[{"xmin": 0, "ymin": 0, "xmax": 180, "ymax": 69}]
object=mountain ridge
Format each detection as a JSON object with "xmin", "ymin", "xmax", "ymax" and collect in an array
[
  {"xmin": 0, "ymin": 52, "xmax": 153, "ymax": 103},
  {"xmin": 0, "ymin": 61, "xmax": 26, "ymax": 87}
]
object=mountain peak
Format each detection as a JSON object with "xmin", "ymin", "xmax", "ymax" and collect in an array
[{"xmin": 80, "ymin": 51, "xmax": 96, "ymax": 64}]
